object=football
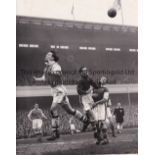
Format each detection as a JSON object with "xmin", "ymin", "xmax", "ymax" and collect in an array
[{"xmin": 108, "ymin": 8, "xmax": 117, "ymax": 18}]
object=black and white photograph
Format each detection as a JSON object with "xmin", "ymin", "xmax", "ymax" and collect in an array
[{"xmin": 16, "ymin": 0, "xmax": 138, "ymax": 154}]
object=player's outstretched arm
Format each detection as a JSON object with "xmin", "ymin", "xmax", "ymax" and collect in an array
[{"xmin": 33, "ymin": 74, "xmax": 46, "ymax": 82}]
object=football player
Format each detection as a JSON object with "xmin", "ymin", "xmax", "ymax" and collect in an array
[
  {"xmin": 92, "ymin": 76, "xmax": 116, "ymax": 145},
  {"xmin": 33, "ymin": 50, "xmax": 87, "ymax": 140},
  {"xmin": 69, "ymin": 117, "xmax": 80, "ymax": 135},
  {"xmin": 114, "ymin": 102, "xmax": 125, "ymax": 133},
  {"xmin": 99, "ymin": 76, "xmax": 116, "ymax": 137},
  {"xmin": 77, "ymin": 66, "xmax": 99, "ymax": 132},
  {"xmin": 27, "ymin": 103, "xmax": 47, "ymax": 141}
]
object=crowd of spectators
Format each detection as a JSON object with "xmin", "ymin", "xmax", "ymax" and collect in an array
[
  {"xmin": 16, "ymin": 104, "xmax": 138, "ymax": 139},
  {"xmin": 16, "ymin": 107, "xmax": 83, "ymax": 139}
]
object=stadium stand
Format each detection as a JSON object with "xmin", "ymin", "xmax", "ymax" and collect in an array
[
  {"xmin": 16, "ymin": 16, "xmax": 138, "ymax": 85},
  {"xmin": 16, "ymin": 16, "xmax": 138, "ymax": 139}
]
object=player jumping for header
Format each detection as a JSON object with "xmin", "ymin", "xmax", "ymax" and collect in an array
[
  {"xmin": 33, "ymin": 50, "xmax": 87, "ymax": 140},
  {"xmin": 77, "ymin": 66, "xmax": 99, "ymax": 132}
]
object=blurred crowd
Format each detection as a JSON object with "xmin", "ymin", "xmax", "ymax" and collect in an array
[{"xmin": 16, "ymin": 104, "xmax": 137, "ymax": 139}]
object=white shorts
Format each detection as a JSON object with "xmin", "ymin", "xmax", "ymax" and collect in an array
[
  {"xmin": 51, "ymin": 85, "xmax": 69, "ymax": 107},
  {"xmin": 105, "ymin": 118, "xmax": 110, "ymax": 125},
  {"xmin": 92, "ymin": 104, "xmax": 106, "ymax": 121},
  {"xmin": 70, "ymin": 124, "xmax": 76, "ymax": 130},
  {"xmin": 80, "ymin": 93, "xmax": 94, "ymax": 111},
  {"xmin": 32, "ymin": 119, "xmax": 43, "ymax": 130},
  {"xmin": 107, "ymin": 107, "xmax": 112, "ymax": 118}
]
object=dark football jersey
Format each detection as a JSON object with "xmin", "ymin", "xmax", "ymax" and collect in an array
[
  {"xmin": 93, "ymin": 86, "xmax": 109, "ymax": 102},
  {"xmin": 30, "ymin": 108, "xmax": 44, "ymax": 119},
  {"xmin": 44, "ymin": 62, "xmax": 63, "ymax": 87},
  {"xmin": 114, "ymin": 107, "xmax": 124, "ymax": 123},
  {"xmin": 77, "ymin": 77, "xmax": 98, "ymax": 95}
]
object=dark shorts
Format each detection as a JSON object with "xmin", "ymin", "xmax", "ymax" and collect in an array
[{"xmin": 116, "ymin": 117, "xmax": 124, "ymax": 123}]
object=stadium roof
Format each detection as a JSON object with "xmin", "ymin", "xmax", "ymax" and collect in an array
[{"xmin": 16, "ymin": 16, "xmax": 138, "ymax": 34}]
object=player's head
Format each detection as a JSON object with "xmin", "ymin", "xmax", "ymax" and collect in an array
[
  {"xmin": 99, "ymin": 76, "xmax": 107, "ymax": 85},
  {"xmin": 34, "ymin": 103, "xmax": 39, "ymax": 109},
  {"xmin": 79, "ymin": 66, "xmax": 89, "ymax": 78},
  {"xmin": 117, "ymin": 102, "xmax": 121, "ymax": 107},
  {"xmin": 45, "ymin": 50, "xmax": 59, "ymax": 65}
]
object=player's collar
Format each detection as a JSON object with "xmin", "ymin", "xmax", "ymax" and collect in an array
[
  {"xmin": 48, "ymin": 61, "xmax": 57, "ymax": 68},
  {"xmin": 50, "ymin": 61, "xmax": 56, "ymax": 65}
]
